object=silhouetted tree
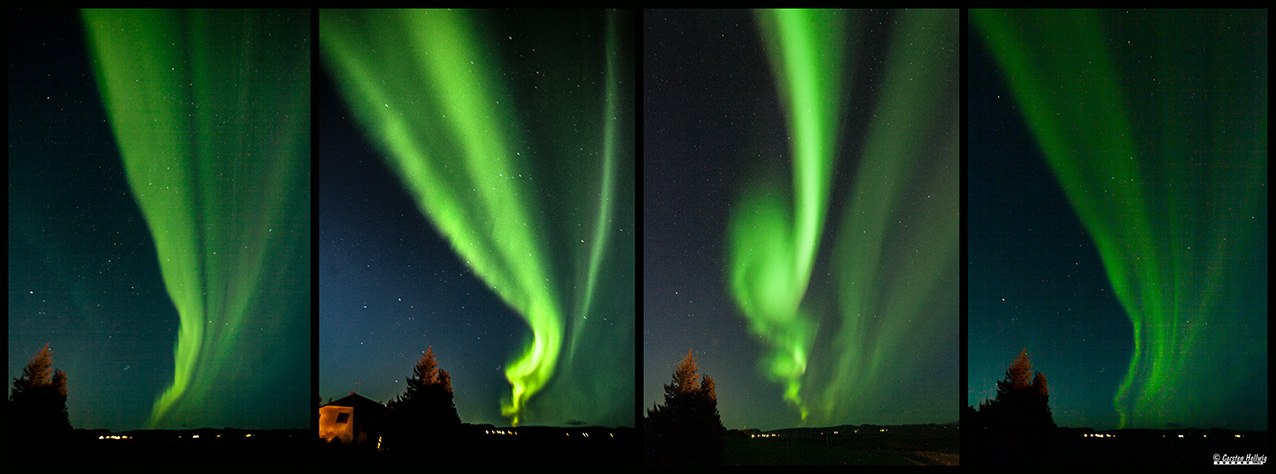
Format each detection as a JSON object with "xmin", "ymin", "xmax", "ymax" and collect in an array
[
  {"xmin": 385, "ymin": 346, "xmax": 461, "ymax": 451},
  {"xmin": 645, "ymin": 349, "xmax": 725, "ymax": 465},
  {"xmin": 970, "ymin": 348, "xmax": 1057, "ymax": 464},
  {"xmin": 984, "ymin": 348, "xmax": 1055, "ymax": 432},
  {"xmin": 8, "ymin": 344, "xmax": 72, "ymax": 461}
]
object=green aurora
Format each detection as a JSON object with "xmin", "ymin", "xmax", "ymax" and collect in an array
[
  {"xmin": 319, "ymin": 9, "xmax": 634, "ymax": 426},
  {"xmin": 974, "ymin": 9, "xmax": 1267, "ymax": 429},
  {"xmin": 82, "ymin": 9, "xmax": 311, "ymax": 428},
  {"xmin": 728, "ymin": 8, "xmax": 847, "ymax": 420},
  {"xmin": 728, "ymin": 9, "xmax": 958, "ymax": 425}
]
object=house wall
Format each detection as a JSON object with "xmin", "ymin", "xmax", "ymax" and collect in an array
[{"xmin": 319, "ymin": 405, "xmax": 356, "ymax": 444}]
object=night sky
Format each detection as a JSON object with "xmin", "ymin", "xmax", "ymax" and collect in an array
[
  {"xmin": 318, "ymin": 9, "xmax": 636, "ymax": 428},
  {"xmin": 643, "ymin": 9, "xmax": 771, "ymax": 429},
  {"xmin": 968, "ymin": 9, "xmax": 1267, "ymax": 431},
  {"xmin": 11, "ymin": 7, "xmax": 1264, "ymax": 438},
  {"xmin": 318, "ymin": 60, "xmax": 529, "ymax": 426},
  {"xmin": 644, "ymin": 9, "xmax": 958, "ymax": 431},
  {"xmin": 966, "ymin": 21, "xmax": 1135, "ymax": 430},
  {"xmin": 9, "ymin": 9, "xmax": 311, "ymax": 430},
  {"xmin": 9, "ymin": 9, "xmax": 177, "ymax": 431}
]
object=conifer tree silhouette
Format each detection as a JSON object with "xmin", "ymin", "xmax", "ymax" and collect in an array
[
  {"xmin": 386, "ymin": 346, "xmax": 461, "ymax": 450},
  {"xmin": 975, "ymin": 348, "xmax": 1056, "ymax": 434},
  {"xmin": 645, "ymin": 349, "xmax": 725, "ymax": 465},
  {"xmin": 8, "ymin": 344, "xmax": 72, "ymax": 461}
]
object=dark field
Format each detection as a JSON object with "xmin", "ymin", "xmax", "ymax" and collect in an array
[
  {"xmin": 965, "ymin": 427, "xmax": 1269, "ymax": 467},
  {"xmin": 50, "ymin": 429, "xmax": 311, "ymax": 464},
  {"xmin": 725, "ymin": 423, "xmax": 960, "ymax": 466},
  {"xmin": 48, "ymin": 425, "xmax": 635, "ymax": 464},
  {"xmin": 317, "ymin": 424, "xmax": 637, "ymax": 465}
]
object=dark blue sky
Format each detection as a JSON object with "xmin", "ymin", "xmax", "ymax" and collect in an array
[
  {"xmin": 317, "ymin": 61, "xmax": 530, "ymax": 426},
  {"xmin": 317, "ymin": 9, "xmax": 636, "ymax": 429}
]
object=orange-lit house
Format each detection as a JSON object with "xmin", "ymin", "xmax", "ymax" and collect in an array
[{"xmin": 319, "ymin": 392, "xmax": 390, "ymax": 446}]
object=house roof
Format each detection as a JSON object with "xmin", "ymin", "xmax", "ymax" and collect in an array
[{"xmin": 322, "ymin": 392, "xmax": 389, "ymax": 413}]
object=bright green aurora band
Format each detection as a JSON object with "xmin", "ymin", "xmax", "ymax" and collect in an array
[
  {"xmin": 975, "ymin": 9, "xmax": 1267, "ymax": 429},
  {"xmin": 320, "ymin": 9, "xmax": 633, "ymax": 426},
  {"xmin": 729, "ymin": 9, "xmax": 958, "ymax": 424},
  {"xmin": 83, "ymin": 9, "xmax": 311, "ymax": 428}
]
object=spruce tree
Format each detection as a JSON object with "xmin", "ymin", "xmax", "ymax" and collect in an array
[
  {"xmin": 645, "ymin": 349, "xmax": 725, "ymax": 465},
  {"xmin": 8, "ymin": 344, "xmax": 72, "ymax": 460},
  {"xmin": 982, "ymin": 348, "xmax": 1055, "ymax": 432},
  {"xmin": 386, "ymin": 346, "xmax": 461, "ymax": 450}
]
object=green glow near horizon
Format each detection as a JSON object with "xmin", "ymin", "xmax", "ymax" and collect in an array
[
  {"xmin": 729, "ymin": 9, "xmax": 847, "ymax": 420},
  {"xmin": 975, "ymin": 9, "xmax": 1267, "ymax": 429},
  {"xmin": 83, "ymin": 9, "xmax": 311, "ymax": 428},
  {"xmin": 320, "ymin": 9, "xmax": 627, "ymax": 426}
]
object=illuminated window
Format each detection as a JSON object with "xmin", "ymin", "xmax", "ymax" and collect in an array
[{"xmin": 336, "ymin": 413, "xmax": 350, "ymax": 424}]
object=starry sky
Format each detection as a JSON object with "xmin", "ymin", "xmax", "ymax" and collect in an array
[
  {"xmin": 968, "ymin": 9, "xmax": 1267, "ymax": 431},
  {"xmin": 317, "ymin": 64, "xmax": 529, "ymax": 426},
  {"xmin": 966, "ymin": 24, "xmax": 1135, "ymax": 430},
  {"xmin": 318, "ymin": 9, "xmax": 636, "ymax": 429},
  {"xmin": 644, "ymin": 9, "xmax": 958, "ymax": 431},
  {"xmin": 9, "ymin": 9, "xmax": 178, "ymax": 431},
  {"xmin": 13, "ymin": 7, "xmax": 1262, "ymax": 437},
  {"xmin": 643, "ymin": 9, "xmax": 772, "ymax": 429},
  {"xmin": 8, "ymin": 9, "xmax": 311, "ymax": 431}
]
